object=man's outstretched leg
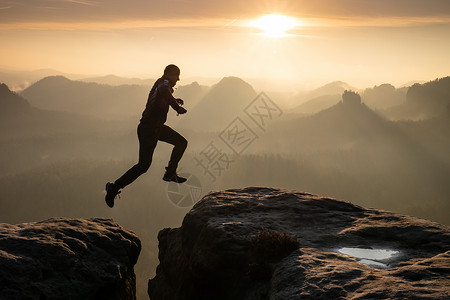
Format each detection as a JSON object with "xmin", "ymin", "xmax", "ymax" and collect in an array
[
  {"xmin": 159, "ymin": 125, "xmax": 188, "ymax": 183},
  {"xmin": 105, "ymin": 124, "xmax": 158, "ymax": 207}
]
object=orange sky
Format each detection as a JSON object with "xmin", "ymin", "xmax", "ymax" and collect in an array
[{"xmin": 1, "ymin": 0, "xmax": 450, "ymax": 88}]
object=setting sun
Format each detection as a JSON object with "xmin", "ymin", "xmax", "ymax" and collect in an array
[{"xmin": 249, "ymin": 14, "xmax": 299, "ymax": 37}]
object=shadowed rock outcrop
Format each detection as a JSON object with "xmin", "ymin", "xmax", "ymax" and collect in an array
[
  {"xmin": 0, "ymin": 218, "xmax": 141, "ymax": 300},
  {"xmin": 149, "ymin": 187, "xmax": 450, "ymax": 300}
]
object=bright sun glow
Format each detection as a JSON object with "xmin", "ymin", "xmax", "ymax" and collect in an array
[{"xmin": 249, "ymin": 14, "xmax": 299, "ymax": 37}]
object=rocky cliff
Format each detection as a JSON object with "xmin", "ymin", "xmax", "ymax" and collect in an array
[
  {"xmin": 149, "ymin": 187, "xmax": 450, "ymax": 300},
  {"xmin": 0, "ymin": 218, "xmax": 141, "ymax": 300}
]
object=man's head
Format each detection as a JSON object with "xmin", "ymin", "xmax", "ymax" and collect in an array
[{"xmin": 163, "ymin": 64, "xmax": 180, "ymax": 87}]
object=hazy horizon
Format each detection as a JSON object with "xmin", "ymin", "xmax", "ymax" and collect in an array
[{"xmin": 0, "ymin": 65, "xmax": 435, "ymax": 95}]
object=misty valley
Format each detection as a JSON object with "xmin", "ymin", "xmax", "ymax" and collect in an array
[{"xmin": 1, "ymin": 74, "xmax": 449, "ymax": 299}]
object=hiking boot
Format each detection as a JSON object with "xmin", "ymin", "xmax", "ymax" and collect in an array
[
  {"xmin": 163, "ymin": 171, "xmax": 187, "ymax": 183},
  {"xmin": 105, "ymin": 182, "xmax": 121, "ymax": 208}
]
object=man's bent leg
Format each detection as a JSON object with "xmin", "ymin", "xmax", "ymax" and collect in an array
[
  {"xmin": 159, "ymin": 125, "xmax": 187, "ymax": 173},
  {"xmin": 159, "ymin": 125, "xmax": 187, "ymax": 181},
  {"xmin": 114, "ymin": 124, "xmax": 159, "ymax": 189}
]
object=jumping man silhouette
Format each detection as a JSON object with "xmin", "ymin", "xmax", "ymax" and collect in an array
[{"xmin": 105, "ymin": 64, "xmax": 188, "ymax": 208}]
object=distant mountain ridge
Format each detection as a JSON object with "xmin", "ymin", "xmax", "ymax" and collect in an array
[
  {"xmin": 0, "ymin": 83, "xmax": 134, "ymax": 173},
  {"xmin": 288, "ymin": 77, "xmax": 450, "ymax": 119},
  {"xmin": 290, "ymin": 94, "xmax": 341, "ymax": 114},
  {"xmin": 177, "ymin": 76, "xmax": 257, "ymax": 131},
  {"xmin": 407, "ymin": 77, "xmax": 450, "ymax": 109},
  {"xmin": 173, "ymin": 81, "xmax": 209, "ymax": 110},
  {"xmin": 267, "ymin": 100, "xmax": 394, "ymax": 153},
  {"xmin": 361, "ymin": 83, "xmax": 407, "ymax": 110},
  {"xmin": 20, "ymin": 76, "xmax": 148, "ymax": 120},
  {"xmin": 14, "ymin": 74, "xmax": 450, "ymax": 125},
  {"xmin": 0, "ymin": 83, "xmax": 30, "ymax": 112},
  {"xmin": 383, "ymin": 76, "xmax": 450, "ymax": 120},
  {"xmin": 0, "ymin": 83, "xmax": 122, "ymax": 139},
  {"xmin": 0, "ymin": 68, "xmax": 85, "ymax": 91},
  {"xmin": 81, "ymin": 74, "xmax": 155, "ymax": 86},
  {"xmin": 19, "ymin": 75, "xmax": 258, "ymax": 126},
  {"xmin": 307, "ymin": 81, "xmax": 357, "ymax": 98},
  {"xmin": 288, "ymin": 81, "xmax": 357, "ymax": 114}
]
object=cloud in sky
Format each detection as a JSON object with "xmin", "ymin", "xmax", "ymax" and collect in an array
[{"xmin": 1, "ymin": 0, "xmax": 449, "ymax": 33}]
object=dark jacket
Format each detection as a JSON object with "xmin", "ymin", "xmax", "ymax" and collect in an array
[{"xmin": 140, "ymin": 77, "xmax": 181, "ymax": 125}]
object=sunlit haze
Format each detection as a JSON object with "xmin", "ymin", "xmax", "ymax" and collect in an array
[
  {"xmin": 1, "ymin": 0, "xmax": 450, "ymax": 88},
  {"xmin": 249, "ymin": 14, "xmax": 300, "ymax": 37}
]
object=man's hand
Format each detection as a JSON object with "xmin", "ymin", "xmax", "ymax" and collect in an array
[
  {"xmin": 177, "ymin": 107, "xmax": 187, "ymax": 114},
  {"xmin": 176, "ymin": 98, "xmax": 184, "ymax": 105}
]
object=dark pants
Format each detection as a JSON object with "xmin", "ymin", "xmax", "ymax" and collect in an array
[{"xmin": 114, "ymin": 123, "xmax": 187, "ymax": 189}]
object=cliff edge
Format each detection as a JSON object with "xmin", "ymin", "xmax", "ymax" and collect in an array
[
  {"xmin": 149, "ymin": 187, "xmax": 449, "ymax": 300},
  {"xmin": 0, "ymin": 218, "xmax": 141, "ymax": 300}
]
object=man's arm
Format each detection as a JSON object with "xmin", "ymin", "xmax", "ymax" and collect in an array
[{"xmin": 159, "ymin": 80, "xmax": 187, "ymax": 114}]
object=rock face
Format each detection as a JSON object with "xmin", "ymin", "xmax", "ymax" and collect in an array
[
  {"xmin": 0, "ymin": 218, "xmax": 141, "ymax": 300},
  {"xmin": 149, "ymin": 187, "xmax": 450, "ymax": 300}
]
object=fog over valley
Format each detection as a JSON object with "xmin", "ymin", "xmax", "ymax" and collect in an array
[{"xmin": 1, "ymin": 72, "xmax": 449, "ymax": 299}]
